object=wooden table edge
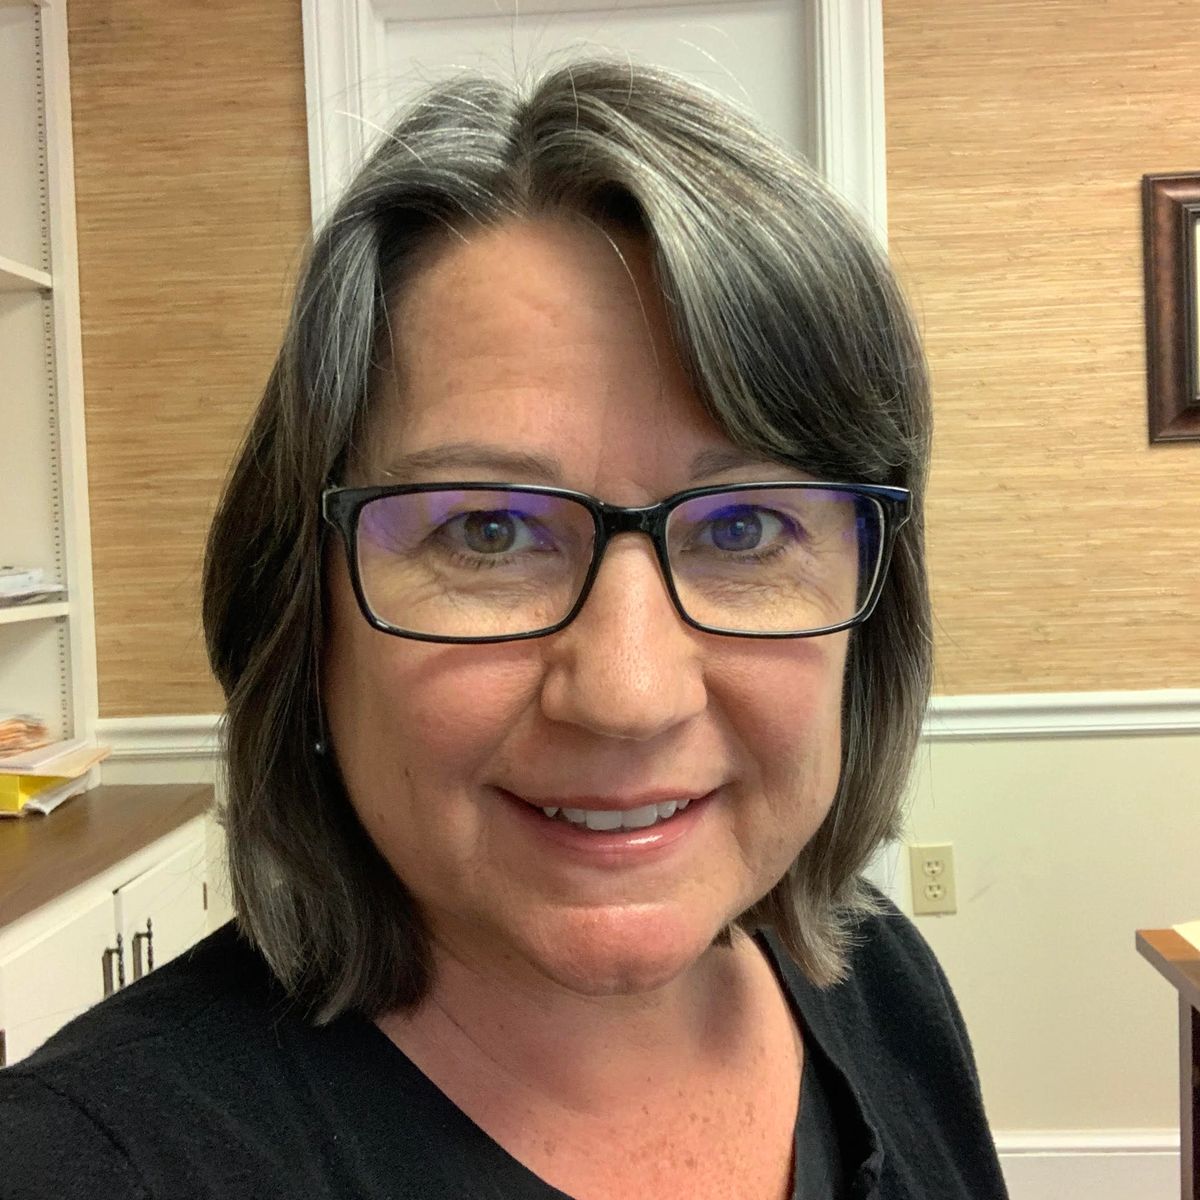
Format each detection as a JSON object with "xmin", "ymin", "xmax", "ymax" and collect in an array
[
  {"xmin": 0, "ymin": 783, "xmax": 215, "ymax": 931},
  {"xmin": 1138, "ymin": 928, "xmax": 1200, "ymax": 1013}
]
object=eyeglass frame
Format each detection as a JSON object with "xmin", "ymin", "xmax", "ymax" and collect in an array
[{"xmin": 321, "ymin": 480, "xmax": 912, "ymax": 644}]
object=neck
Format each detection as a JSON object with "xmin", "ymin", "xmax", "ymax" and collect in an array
[{"xmin": 377, "ymin": 929, "xmax": 773, "ymax": 1120}]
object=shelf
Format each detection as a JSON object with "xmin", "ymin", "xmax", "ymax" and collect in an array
[
  {"xmin": 0, "ymin": 255, "xmax": 51, "ymax": 292},
  {"xmin": 1, "ymin": 0, "xmax": 95, "ymax": 747},
  {"xmin": 0, "ymin": 601, "xmax": 68, "ymax": 626}
]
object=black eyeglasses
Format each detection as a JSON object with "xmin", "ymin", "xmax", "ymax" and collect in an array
[{"xmin": 321, "ymin": 481, "xmax": 910, "ymax": 643}]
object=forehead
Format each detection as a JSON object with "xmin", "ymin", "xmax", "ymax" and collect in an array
[{"xmin": 357, "ymin": 219, "xmax": 776, "ymax": 494}]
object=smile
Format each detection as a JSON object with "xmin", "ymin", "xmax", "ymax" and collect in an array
[{"xmin": 540, "ymin": 799, "xmax": 692, "ymax": 832}]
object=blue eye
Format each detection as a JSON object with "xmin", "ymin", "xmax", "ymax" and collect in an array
[
  {"xmin": 703, "ymin": 507, "xmax": 788, "ymax": 553},
  {"xmin": 710, "ymin": 509, "xmax": 761, "ymax": 551}
]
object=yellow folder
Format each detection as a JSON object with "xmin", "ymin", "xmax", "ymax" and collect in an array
[{"xmin": 0, "ymin": 773, "xmax": 69, "ymax": 813}]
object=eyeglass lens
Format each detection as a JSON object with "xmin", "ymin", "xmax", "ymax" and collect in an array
[{"xmin": 353, "ymin": 487, "xmax": 882, "ymax": 639}]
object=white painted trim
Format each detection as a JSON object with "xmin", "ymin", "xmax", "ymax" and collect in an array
[
  {"xmin": 96, "ymin": 690, "xmax": 1200, "ymax": 766},
  {"xmin": 925, "ymin": 689, "xmax": 1200, "ymax": 741},
  {"xmin": 805, "ymin": 0, "xmax": 887, "ymax": 245},
  {"xmin": 301, "ymin": 0, "xmax": 386, "ymax": 224},
  {"xmin": 96, "ymin": 715, "xmax": 221, "ymax": 762},
  {"xmin": 995, "ymin": 1128, "xmax": 1178, "ymax": 1154},
  {"xmin": 302, "ymin": 0, "xmax": 356, "ymax": 224},
  {"xmin": 994, "ymin": 1129, "xmax": 1179, "ymax": 1200},
  {"xmin": 372, "ymin": 0, "xmax": 762, "ymax": 18}
]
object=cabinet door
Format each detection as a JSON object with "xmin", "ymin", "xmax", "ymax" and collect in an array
[
  {"xmin": 0, "ymin": 891, "xmax": 116, "ymax": 1066},
  {"xmin": 113, "ymin": 834, "xmax": 207, "ymax": 983}
]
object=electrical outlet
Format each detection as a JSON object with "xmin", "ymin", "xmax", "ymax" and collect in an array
[{"xmin": 909, "ymin": 843, "xmax": 957, "ymax": 916}]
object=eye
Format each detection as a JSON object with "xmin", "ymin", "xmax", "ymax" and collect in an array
[
  {"xmin": 447, "ymin": 509, "xmax": 545, "ymax": 555},
  {"xmin": 704, "ymin": 506, "xmax": 787, "ymax": 552}
]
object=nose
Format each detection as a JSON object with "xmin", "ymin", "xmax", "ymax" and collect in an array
[{"xmin": 538, "ymin": 534, "xmax": 708, "ymax": 741}]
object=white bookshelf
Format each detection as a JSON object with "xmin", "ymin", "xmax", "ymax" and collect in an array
[
  {"xmin": 0, "ymin": 602, "xmax": 70, "ymax": 627},
  {"xmin": 0, "ymin": 254, "xmax": 51, "ymax": 291},
  {"xmin": 0, "ymin": 0, "xmax": 97, "ymax": 743}
]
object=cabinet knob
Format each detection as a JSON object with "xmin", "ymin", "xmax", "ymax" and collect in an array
[
  {"xmin": 131, "ymin": 919, "xmax": 155, "ymax": 980},
  {"xmin": 102, "ymin": 934, "xmax": 125, "ymax": 997}
]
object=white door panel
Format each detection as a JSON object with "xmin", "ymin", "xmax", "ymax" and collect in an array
[{"xmin": 377, "ymin": 3, "xmax": 809, "ymax": 151}]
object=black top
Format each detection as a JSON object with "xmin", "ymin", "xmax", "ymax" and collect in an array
[
  {"xmin": 792, "ymin": 1032, "xmax": 848, "ymax": 1198},
  {"xmin": 0, "ymin": 892, "xmax": 1008, "ymax": 1200}
]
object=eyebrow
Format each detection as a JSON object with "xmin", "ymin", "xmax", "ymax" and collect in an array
[
  {"xmin": 379, "ymin": 444, "xmax": 564, "ymax": 483},
  {"xmin": 377, "ymin": 442, "xmax": 788, "ymax": 485}
]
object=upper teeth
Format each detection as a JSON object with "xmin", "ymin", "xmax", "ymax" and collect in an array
[{"xmin": 541, "ymin": 798, "xmax": 691, "ymax": 831}]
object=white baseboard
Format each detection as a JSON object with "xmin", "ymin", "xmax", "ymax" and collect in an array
[{"xmin": 996, "ymin": 1130, "xmax": 1179, "ymax": 1200}]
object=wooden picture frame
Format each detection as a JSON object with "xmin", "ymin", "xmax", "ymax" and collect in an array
[{"xmin": 1143, "ymin": 172, "xmax": 1200, "ymax": 443}]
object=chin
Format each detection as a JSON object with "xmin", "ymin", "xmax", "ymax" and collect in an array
[{"xmin": 522, "ymin": 904, "xmax": 730, "ymax": 997}]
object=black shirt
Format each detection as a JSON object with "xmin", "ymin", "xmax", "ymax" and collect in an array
[
  {"xmin": 0, "ymin": 893, "xmax": 1008, "ymax": 1199},
  {"xmin": 793, "ymin": 1028, "xmax": 849, "ymax": 1198}
]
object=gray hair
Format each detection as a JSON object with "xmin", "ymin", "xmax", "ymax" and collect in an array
[{"xmin": 203, "ymin": 59, "xmax": 931, "ymax": 1023}]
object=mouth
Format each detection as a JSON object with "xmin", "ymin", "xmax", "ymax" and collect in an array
[
  {"xmin": 496, "ymin": 787, "xmax": 716, "ymax": 862},
  {"xmin": 537, "ymin": 798, "xmax": 694, "ymax": 833}
]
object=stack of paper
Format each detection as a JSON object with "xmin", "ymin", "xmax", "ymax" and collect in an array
[
  {"xmin": 0, "ymin": 713, "xmax": 50, "ymax": 756},
  {"xmin": 0, "ymin": 739, "xmax": 110, "ymax": 817},
  {"xmin": 0, "ymin": 566, "xmax": 62, "ymax": 607},
  {"xmin": 1173, "ymin": 920, "xmax": 1200, "ymax": 953}
]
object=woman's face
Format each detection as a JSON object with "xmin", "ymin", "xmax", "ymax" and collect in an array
[{"xmin": 324, "ymin": 218, "xmax": 848, "ymax": 998}]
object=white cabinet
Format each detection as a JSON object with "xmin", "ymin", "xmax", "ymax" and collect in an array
[
  {"xmin": 0, "ymin": 0, "xmax": 97, "ymax": 742},
  {"xmin": 0, "ymin": 890, "xmax": 112, "ymax": 1065},
  {"xmin": 0, "ymin": 819, "xmax": 207, "ymax": 1067},
  {"xmin": 113, "ymin": 838, "xmax": 209, "ymax": 985}
]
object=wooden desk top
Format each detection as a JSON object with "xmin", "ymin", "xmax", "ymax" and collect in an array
[
  {"xmin": 0, "ymin": 784, "xmax": 213, "ymax": 930},
  {"xmin": 1138, "ymin": 928, "xmax": 1200, "ymax": 1012}
]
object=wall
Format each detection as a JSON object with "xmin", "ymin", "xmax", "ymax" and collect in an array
[
  {"xmin": 884, "ymin": 0, "xmax": 1200, "ymax": 696},
  {"xmin": 884, "ymin": 0, "xmax": 1200, "ymax": 1163},
  {"xmin": 907, "ymin": 734, "xmax": 1199, "ymax": 1131},
  {"xmin": 72, "ymin": 1, "xmax": 1200, "ymax": 711},
  {"xmin": 67, "ymin": 0, "xmax": 310, "ymax": 718}
]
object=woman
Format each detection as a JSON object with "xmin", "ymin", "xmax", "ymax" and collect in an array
[{"xmin": 0, "ymin": 61, "xmax": 1008, "ymax": 1199}]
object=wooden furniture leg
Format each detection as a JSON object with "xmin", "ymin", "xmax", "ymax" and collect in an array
[{"xmin": 1184, "ymin": 998, "xmax": 1199, "ymax": 1200}]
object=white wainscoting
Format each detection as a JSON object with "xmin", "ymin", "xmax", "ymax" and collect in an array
[{"xmin": 996, "ymin": 1130, "xmax": 1180, "ymax": 1200}]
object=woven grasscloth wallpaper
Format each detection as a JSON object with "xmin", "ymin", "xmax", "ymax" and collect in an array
[
  {"xmin": 884, "ymin": 0, "xmax": 1199, "ymax": 694},
  {"xmin": 68, "ymin": 0, "xmax": 309, "ymax": 716},
  {"xmin": 71, "ymin": 2, "xmax": 1197, "ymax": 715}
]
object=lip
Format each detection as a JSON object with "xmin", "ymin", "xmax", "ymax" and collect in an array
[{"xmin": 496, "ymin": 786, "xmax": 717, "ymax": 865}]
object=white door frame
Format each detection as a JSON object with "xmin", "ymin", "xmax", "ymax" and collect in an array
[{"xmin": 300, "ymin": 0, "xmax": 887, "ymax": 242}]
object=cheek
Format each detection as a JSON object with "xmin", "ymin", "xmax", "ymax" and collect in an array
[
  {"xmin": 725, "ymin": 638, "xmax": 847, "ymax": 834},
  {"xmin": 323, "ymin": 562, "xmax": 541, "ymax": 809},
  {"xmin": 368, "ymin": 654, "xmax": 539, "ymax": 778}
]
